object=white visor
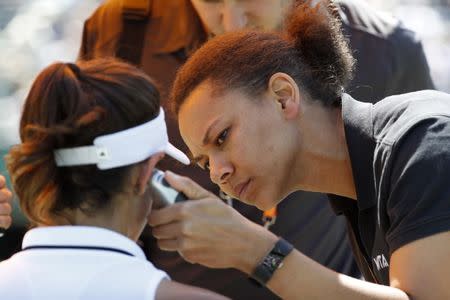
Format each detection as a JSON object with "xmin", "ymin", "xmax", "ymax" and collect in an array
[{"xmin": 54, "ymin": 108, "xmax": 190, "ymax": 169}]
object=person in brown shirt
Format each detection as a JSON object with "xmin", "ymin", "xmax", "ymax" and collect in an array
[{"xmin": 78, "ymin": 1, "xmax": 434, "ymax": 299}]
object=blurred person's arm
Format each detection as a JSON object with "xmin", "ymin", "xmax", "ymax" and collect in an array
[
  {"xmin": 78, "ymin": 0, "xmax": 124, "ymax": 61},
  {"xmin": 387, "ymin": 26, "xmax": 435, "ymax": 94},
  {"xmin": 0, "ymin": 175, "xmax": 13, "ymax": 233},
  {"xmin": 336, "ymin": 0, "xmax": 435, "ymax": 101}
]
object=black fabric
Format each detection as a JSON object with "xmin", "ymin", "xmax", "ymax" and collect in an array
[
  {"xmin": 385, "ymin": 118, "xmax": 450, "ymax": 251},
  {"xmin": 337, "ymin": 0, "xmax": 435, "ymax": 103},
  {"xmin": 334, "ymin": 91, "xmax": 450, "ymax": 285},
  {"xmin": 329, "ymin": 195, "xmax": 379, "ymax": 283},
  {"xmin": 0, "ymin": 226, "xmax": 27, "ymax": 261}
]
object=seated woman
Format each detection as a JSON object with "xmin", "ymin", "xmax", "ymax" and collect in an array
[{"xmin": 0, "ymin": 59, "xmax": 228, "ymax": 300}]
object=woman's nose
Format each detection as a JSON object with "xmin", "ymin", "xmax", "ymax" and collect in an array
[{"xmin": 209, "ymin": 156, "xmax": 233, "ymax": 185}]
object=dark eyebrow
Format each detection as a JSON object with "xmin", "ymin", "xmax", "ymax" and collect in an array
[
  {"xmin": 202, "ymin": 119, "xmax": 220, "ymax": 146},
  {"xmin": 191, "ymin": 119, "xmax": 221, "ymax": 165}
]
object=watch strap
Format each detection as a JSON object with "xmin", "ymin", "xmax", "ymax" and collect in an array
[{"xmin": 251, "ymin": 238, "xmax": 294, "ymax": 285}]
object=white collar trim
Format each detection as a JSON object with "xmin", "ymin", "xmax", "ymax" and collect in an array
[{"xmin": 22, "ymin": 226, "xmax": 146, "ymax": 259}]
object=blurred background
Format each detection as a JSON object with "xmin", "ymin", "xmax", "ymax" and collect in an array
[
  {"xmin": 0, "ymin": 0, "xmax": 449, "ymax": 258},
  {"xmin": 0, "ymin": 0, "xmax": 102, "ymax": 229}
]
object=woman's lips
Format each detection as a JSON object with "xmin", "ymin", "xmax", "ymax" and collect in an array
[{"xmin": 235, "ymin": 179, "xmax": 251, "ymax": 199}]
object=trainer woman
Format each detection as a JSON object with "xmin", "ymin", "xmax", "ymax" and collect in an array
[
  {"xmin": 149, "ymin": 2, "xmax": 450, "ymax": 299},
  {"xmin": 0, "ymin": 59, "xmax": 228, "ymax": 300}
]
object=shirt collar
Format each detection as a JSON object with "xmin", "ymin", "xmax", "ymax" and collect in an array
[
  {"xmin": 341, "ymin": 93, "xmax": 377, "ymax": 210},
  {"xmin": 22, "ymin": 226, "xmax": 146, "ymax": 260}
]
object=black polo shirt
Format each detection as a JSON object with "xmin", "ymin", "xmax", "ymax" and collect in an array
[{"xmin": 330, "ymin": 90, "xmax": 450, "ymax": 285}]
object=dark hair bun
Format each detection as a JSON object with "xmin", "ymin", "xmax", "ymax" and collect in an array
[{"xmin": 284, "ymin": 1, "xmax": 355, "ymax": 105}]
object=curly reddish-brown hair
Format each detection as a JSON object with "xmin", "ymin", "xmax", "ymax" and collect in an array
[
  {"xmin": 6, "ymin": 58, "xmax": 160, "ymax": 226},
  {"xmin": 171, "ymin": 1, "xmax": 355, "ymax": 113}
]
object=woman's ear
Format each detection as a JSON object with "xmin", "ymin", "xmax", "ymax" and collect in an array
[
  {"xmin": 268, "ymin": 72, "xmax": 301, "ymax": 119},
  {"xmin": 136, "ymin": 153, "xmax": 164, "ymax": 196}
]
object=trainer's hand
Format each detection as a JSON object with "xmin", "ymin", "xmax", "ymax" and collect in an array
[
  {"xmin": 148, "ymin": 171, "xmax": 277, "ymax": 273},
  {"xmin": 0, "ymin": 175, "xmax": 13, "ymax": 232}
]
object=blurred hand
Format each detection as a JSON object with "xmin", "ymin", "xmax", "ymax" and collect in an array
[
  {"xmin": 0, "ymin": 175, "xmax": 13, "ymax": 232},
  {"xmin": 148, "ymin": 171, "xmax": 277, "ymax": 273}
]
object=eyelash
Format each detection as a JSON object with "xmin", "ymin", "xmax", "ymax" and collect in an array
[
  {"xmin": 216, "ymin": 128, "xmax": 229, "ymax": 146},
  {"xmin": 201, "ymin": 128, "xmax": 229, "ymax": 171}
]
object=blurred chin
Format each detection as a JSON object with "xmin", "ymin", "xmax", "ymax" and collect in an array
[
  {"xmin": 255, "ymin": 200, "xmax": 275, "ymax": 211},
  {"xmin": 210, "ymin": 28, "xmax": 224, "ymax": 36},
  {"xmin": 241, "ymin": 193, "xmax": 274, "ymax": 211}
]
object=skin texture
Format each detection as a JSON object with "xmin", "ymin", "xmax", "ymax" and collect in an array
[
  {"xmin": 69, "ymin": 154, "xmax": 163, "ymax": 241},
  {"xmin": 190, "ymin": 0, "xmax": 292, "ymax": 35},
  {"xmin": 149, "ymin": 73, "xmax": 450, "ymax": 299},
  {"xmin": 178, "ymin": 83, "xmax": 298, "ymax": 210},
  {"xmin": 178, "ymin": 74, "xmax": 356, "ymax": 210},
  {"xmin": 150, "ymin": 170, "xmax": 279, "ymax": 272},
  {"xmin": 0, "ymin": 175, "xmax": 12, "ymax": 230}
]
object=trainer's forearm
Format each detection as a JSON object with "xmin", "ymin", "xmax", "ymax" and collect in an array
[
  {"xmin": 234, "ymin": 227, "xmax": 409, "ymax": 300},
  {"xmin": 266, "ymin": 250, "xmax": 409, "ymax": 300}
]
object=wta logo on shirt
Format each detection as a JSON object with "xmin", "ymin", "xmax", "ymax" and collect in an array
[{"xmin": 373, "ymin": 254, "xmax": 389, "ymax": 271}]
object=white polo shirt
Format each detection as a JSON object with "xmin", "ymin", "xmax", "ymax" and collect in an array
[{"xmin": 0, "ymin": 226, "xmax": 169, "ymax": 300}]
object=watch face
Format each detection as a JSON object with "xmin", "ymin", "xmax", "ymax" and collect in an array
[
  {"xmin": 251, "ymin": 239, "xmax": 293, "ymax": 285},
  {"xmin": 263, "ymin": 253, "xmax": 283, "ymax": 270}
]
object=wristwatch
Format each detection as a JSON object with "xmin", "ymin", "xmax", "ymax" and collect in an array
[{"xmin": 251, "ymin": 238, "xmax": 294, "ymax": 285}]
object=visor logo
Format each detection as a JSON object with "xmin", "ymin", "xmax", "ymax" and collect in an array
[{"xmin": 96, "ymin": 147, "xmax": 110, "ymax": 160}]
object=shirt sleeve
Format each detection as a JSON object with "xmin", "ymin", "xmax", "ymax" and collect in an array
[
  {"xmin": 386, "ymin": 117, "xmax": 450, "ymax": 253},
  {"xmin": 386, "ymin": 26, "xmax": 435, "ymax": 96},
  {"xmin": 77, "ymin": 2, "xmax": 122, "ymax": 61},
  {"xmin": 143, "ymin": 264, "xmax": 170, "ymax": 300}
]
